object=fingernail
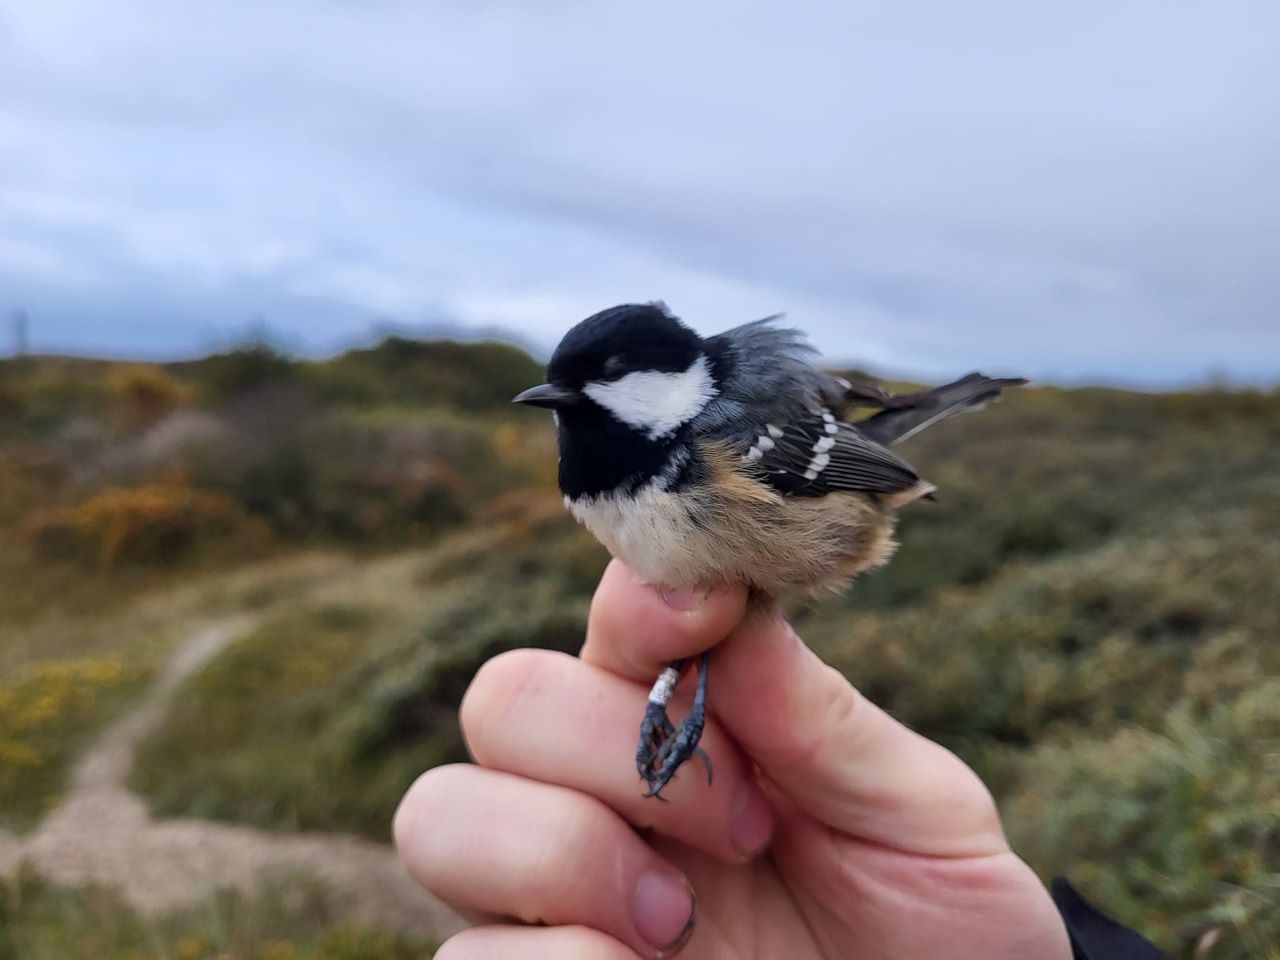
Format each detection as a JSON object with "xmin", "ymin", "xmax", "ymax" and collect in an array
[
  {"xmin": 660, "ymin": 586, "xmax": 708, "ymax": 611},
  {"xmin": 730, "ymin": 780, "xmax": 775, "ymax": 859},
  {"xmin": 633, "ymin": 868, "xmax": 696, "ymax": 957}
]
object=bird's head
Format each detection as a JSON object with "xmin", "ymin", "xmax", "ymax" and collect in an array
[{"xmin": 514, "ymin": 303, "xmax": 718, "ymax": 441}]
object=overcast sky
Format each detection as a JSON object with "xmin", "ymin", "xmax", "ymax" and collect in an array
[{"xmin": 2, "ymin": 1, "xmax": 1278, "ymax": 385}]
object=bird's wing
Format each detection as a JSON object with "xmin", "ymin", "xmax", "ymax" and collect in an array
[
  {"xmin": 718, "ymin": 408, "xmax": 921, "ymax": 497},
  {"xmin": 697, "ymin": 317, "xmax": 918, "ymax": 496},
  {"xmin": 698, "ymin": 316, "xmax": 925, "ymax": 426},
  {"xmin": 855, "ymin": 373, "xmax": 1028, "ymax": 446},
  {"xmin": 697, "ymin": 317, "xmax": 840, "ymax": 430}
]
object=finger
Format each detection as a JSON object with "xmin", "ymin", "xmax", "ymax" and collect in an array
[
  {"xmin": 710, "ymin": 603, "xmax": 1007, "ymax": 856},
  {"xmin": 460, "ymin": 649, "xmax": 775, "ymax": 862},
  {"xmin": 437, "ymin": 925, "xmax": 638, "ymax": 960},
  {"xmin": 394, "ymin": 765, "xmax": 695, "ymax": 959},
  {"xmin": 578, "ymin": 566, "xmax": 1001, "ymax": 855},
  {"xmin": 581, "ymin": 560, "xmax": 748, "ymax": 678}
]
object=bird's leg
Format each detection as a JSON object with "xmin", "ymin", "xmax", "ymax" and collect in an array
[
  {"xmin": 636, "ymin": 659, "xmax": 683, "ymax": 789},
  {"xmin": 640, "ymin": 650, "xmax": 713, "ymax": 799}
]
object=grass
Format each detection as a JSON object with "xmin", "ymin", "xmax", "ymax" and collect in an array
[
  {"xmin": 131, "ymin": 496, "xmax": 604, "ymax": 839},
  {"xmin": 0, "ymin": 867, "xmax": 436, "ymax": 960},
  {"xmin": 0, "ymin": 537, "xmax": 387, "ymax": 831},
  {"xmin": 4, "ymin": 343, "xmax": 1278, "ymax": 957},
  {"xmin": 131, "ymin": 602, "xmax": 401, "ymax": 834},
  {"xmin": 0, "ymin": 657, "xmax": 152, "ymax": 831}
]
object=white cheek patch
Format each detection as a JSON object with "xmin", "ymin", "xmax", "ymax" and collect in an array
[{"xmin": 583, "ymin": 354, "xmax": 716, "ymax": 438}]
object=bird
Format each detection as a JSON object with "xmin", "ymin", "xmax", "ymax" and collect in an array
[{"xmin": 513, "ymin": 302, "xmax": 1024, "ymax": 798}]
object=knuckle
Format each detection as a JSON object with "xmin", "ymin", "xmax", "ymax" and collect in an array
[
  {"xmin": 821, "ymin": 666, "xmax": 868, "ymax": 736},
  {"xmin": 790, "ymin": 663, "xmax": 869, "ymax": 766},
  {"xmin": 941, "ymin": 752, "xmax": 1006, "ymax": 844}
]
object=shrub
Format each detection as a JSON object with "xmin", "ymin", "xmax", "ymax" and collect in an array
[
  {"xmin": 0, "ymin": 444, "xmax": 70, "ymax": 527},
  {"xmin": 187, "ymin": 406, "xmax": 549, "ymax": 546},
  {"xmin": 301, "ymin": 336, "xmax": 543, "ymax": 411},
  {"xmin": 0, "ymin": 657, "xmax": 150, "ymax": 829},
  {"xmin": 181, "ymin": 342, "xmax": 297, "ymax": 404},
  {"xmin": 0, "ymin": 376, "xmax": 17, "ymax": 423},
  {"xmin": 802, "ymin": 512, "xmax": 1280, "ymax": 764},
  {"xmin": 106, "ymin": 365, "xmax": 193, "ymax": 431},
  {"xmin": 845, "ymin": 384, "xmax": 1280, "ymax": 610},
  {"xmin": 21, "ymin": 484, "xmax": 268, "ymax": 566},
  {"xmin": 0, "ymin": 358, "xmax": 112, "ymax": 433},
  {"xmin": 1003, "ymin": 681, "xmax": 1280, "ymax": 959}
]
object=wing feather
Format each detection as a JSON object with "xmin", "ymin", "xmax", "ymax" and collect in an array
[
  {"xmin": 694, "ymin": 315, "xmax": 926, "ymax": 497},
  {"xmin": 734, "ymin": 408, "xmax": 919, "ymax": 497}
]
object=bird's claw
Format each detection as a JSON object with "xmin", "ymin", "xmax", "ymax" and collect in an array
[
  {"xmin": 637, "ymin": 698, "xmax": 711, "ymax": 799},
  {"xmin": 636, "ymin": 700, "xmax": 677, "ymax": 782}
]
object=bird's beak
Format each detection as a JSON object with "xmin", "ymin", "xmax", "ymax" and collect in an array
[{"xmin": 512, "ymin": 383, "xmax": 581, "ymax": 409}]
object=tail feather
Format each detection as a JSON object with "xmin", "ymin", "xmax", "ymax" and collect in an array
[{"xmin": 855, "ymin": 373, "xmax": 1026, "ymax": 446}]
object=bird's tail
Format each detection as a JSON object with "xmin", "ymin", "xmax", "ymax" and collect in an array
[{"xmin": 854, "ymin": 373, "xmax": 1027, "ymax": 446}]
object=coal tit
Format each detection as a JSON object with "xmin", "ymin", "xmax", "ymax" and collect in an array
[{"xmin": 514, "ymin": 302, "xmax": 1023, "ymax": 798}]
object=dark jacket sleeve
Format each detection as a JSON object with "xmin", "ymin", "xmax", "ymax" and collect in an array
[{"xmin": 1051, "ymin": 878, "xmax": 1165, "ymax": 960}]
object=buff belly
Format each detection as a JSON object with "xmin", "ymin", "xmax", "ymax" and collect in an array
[
  {"xmin": 566, "ymin": 488, "xmax": 703, "ymax": 586},
  {"xmin": 566, "ymin": 481, "xmax": 902, "ymax": 597}
]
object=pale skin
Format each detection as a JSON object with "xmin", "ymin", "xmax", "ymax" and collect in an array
[{"xmin": 395, "ymin": 561, "xmax": 1074, "ymax": 960}]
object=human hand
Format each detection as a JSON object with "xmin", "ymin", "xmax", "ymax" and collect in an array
[{"xmin": 394, "ymin": 560, "xmax": 1073, "ymax": 959}]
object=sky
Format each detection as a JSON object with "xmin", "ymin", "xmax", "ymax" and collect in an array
[{"xmin": 1, "ymin": 1, "xmax": 1278, "ymax": 386}]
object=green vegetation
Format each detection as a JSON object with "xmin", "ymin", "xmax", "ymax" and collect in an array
[
  {"xmin": 175, "ymin": 336, "xmax": 542, "ymax": 411},
  {"xmin": 0, "ymin": 338, "xmax": 552, "ymax": 836},
  {"xmin": 132, "ymin": 498, "xmax": 604, "ymax": 838},
  {"xmin": 0, "ymin": 868, "xmax": 435, "ymax": 960},
  {"xmin": 0, "ymin": 657, "xmax": 152, "ymax": 830},
  {"xmin": 840, "ymin": 385, "xmax": 1280, "ymax": 610},
  {"xmin": 804, "ymin": 513, "xmax": 1280, "ymax": 755},
  {"xmin": 2, "ymin": 339, "xmax": 1277, "ymax": 958},
  {"xmin": 800, "ymin": 513, "xmax": 1280, "ymax": 954},
  {"xmin": 297, "ymin": 336, "xmax": 543, "ymax": 411},
  {"xmin": 1004, "ymin": 679, "xmax": 1280, "ymax": 957},
  {"xmin": 22, "ymin": 484, "xmax": 267, "ymax": 567}
]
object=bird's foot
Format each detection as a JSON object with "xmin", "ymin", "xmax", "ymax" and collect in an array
[
  {"xmin": 636, "ymin": 699, "xmax": 677, "ymax": 789},
  {"xmin": 640, "ymin": 699, "xmax": 712, "ymax": 799},
  {"xmin": 636, "ymin": 654, "xmax": 713, "ymax": 799}
]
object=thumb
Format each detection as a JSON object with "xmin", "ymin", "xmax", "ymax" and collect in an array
[{"xmin": 711, "ymin": 602, "xmax": 1007, "ymax": 858}]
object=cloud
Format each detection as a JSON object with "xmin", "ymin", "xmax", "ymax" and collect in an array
[{"xmin": 0, "ymin": 0, "xmax": 1277, "ymax": 384}]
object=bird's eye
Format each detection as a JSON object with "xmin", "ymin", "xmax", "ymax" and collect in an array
[{"xmin": 602, "ymin": 354, "xmax": 628, "ymax": 379}]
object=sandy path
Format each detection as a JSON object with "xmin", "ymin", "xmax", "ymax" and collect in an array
[{"xmin": 0, "ymin": 617, "xmax": 462, "ymax": 942}]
